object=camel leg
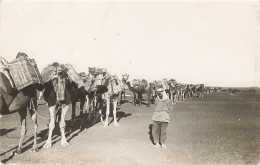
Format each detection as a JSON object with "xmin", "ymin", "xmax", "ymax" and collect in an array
[
  {"xmin": 147, "ymin": 93, "xmax": 151, "ymax": 107},
  {"xmin": 86, "ymin": 99, "xmax": 93, "ymax": 122},
  {"xmin": 117, "ymin": 92, "xmax": 121, "ymax": 107},
  {"xmin": 71, "ymin": 102, "xmax": 76, "ymax": 128},
  {"xmin": 139, "ymin": 94, "xmax": 142, "ymax": 106},
  {"xmin": 0, "ymin": 95, "xmax": 4, "ymax": 118},
  {"xmin": 134, "ymin": 93, "xmax": 136, "ymax": 106},
  {"xmin": 38, "ymin": 91, "xmax": 43, "ymax": 101},
  {"xmin": 60, "ymin": 105, "xmax": 69, "ymax": 146},
  {"xmin": 29, "ymin": 100, "xmax": 39, "ymax": 153},
  {"xmin": 171, "ymin": 93, "xmax": 174, "ymax": 105},
  {"xmin": 86, "ymin": 96, "xmax": 93, "ymax": 122},
  {"xmin": 99, "ymin": 98, "xmax": 105, "ymax": 125},
  {"xmin": 16, "ymin": 107, "xmax": 27, "ymax": 154},
  {"xmin": 43, "ymin": 105, "xmax": 56, "ymax": 148},
  {"xmin": 103, "ymin": 98, "xmax": 110, "ymax": 127},
  {"xmin": 30, "ymin": 112, "xmax": 39, "ymax": 152},
  {"xmin": 94, "ymin": 96, "xmax": 102, "ymax": 124},
  {"xmin": 80, "ymin": 98, "xmax": 85, "ymax": 127},
  {"xmin": 113, "ymin": 100, "xmax": 120, "ymax": 127}
]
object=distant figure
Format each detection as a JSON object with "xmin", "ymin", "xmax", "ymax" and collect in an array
[
  {"xmin": 152, "ymin": 88, "xmax": 173, "ymax": 149},
  {"xmin": 229, "ymin": 88, "xmax": 236, "ymax": 95}
]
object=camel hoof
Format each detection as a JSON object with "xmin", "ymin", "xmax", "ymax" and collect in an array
[
  {"xmin": 15, "ymin": 149, "xmax": 22, "ymax": 154},
  {"xmin": 30, "ymin": 147, "xmax": 39, "ymax": 153},
  {"xmin": 0, "ymin": 115, "xmax": 2, "ymax": 118},
  {"xmin": 114, "ymin": 123, "xmax": 120, "ymax": 127},
  {"xmin": 103, "ymin": 123, "xmax": 109, "ymax": 127},
  {"xmin": 43, "ymin": 141, "xmax": 52, "ymax": 148},
  {"xmin": 61, "ymin": 140, "xmax": 69, "ymax": 147}
]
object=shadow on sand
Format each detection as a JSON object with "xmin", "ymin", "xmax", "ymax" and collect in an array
[
  {"xmin": 0, "ymin": 128, "xmax": 17, "ymax": 137},
  {"xmin": 0, "ymin": 113, "xmax": 100, "ymax": 164},
  {"xmin": 148, "ymin": 124, "xmax": 154, "ymax": 145},
  {"xmin": 1, "ymin": 105, "xmax": 132, "ymax": 163}
]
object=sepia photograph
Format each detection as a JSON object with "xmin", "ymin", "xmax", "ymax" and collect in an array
[{"xmin": 0, "ymin": 1, "xmax": 259, "ymax": 164}]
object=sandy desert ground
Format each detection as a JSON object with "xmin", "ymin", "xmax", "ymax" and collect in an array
[{"xmin": 0, "ymin": 91, "xmax": 259, "ymax": 165}]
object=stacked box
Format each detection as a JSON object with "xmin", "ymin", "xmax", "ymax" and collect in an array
[
  {"xmin": 41, "ymin": 64, "xmax": 57, "ymax": 83},
  {"xmin": 65, "ymin": 64, "xmax": 81, "ymax": 83},
  {"xmin": 132, "ymin": 79, "xmax": 141, "ymax": 86},
  {"xmin": 8, "ymin": 56, "xmax": 42, "ymax": 90}
]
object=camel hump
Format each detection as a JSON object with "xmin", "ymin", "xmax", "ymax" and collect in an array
[{"xmin": 0, "ymin": 72, "xmax": 14, "ymax": 95}]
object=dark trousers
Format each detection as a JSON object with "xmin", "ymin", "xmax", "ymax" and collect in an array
[{"xmin": 152, "ymin": 121, "xmax": 168, "ymax": 144}]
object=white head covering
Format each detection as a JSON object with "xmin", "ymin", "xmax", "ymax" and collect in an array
[{"xmin": 157, "ymin": 88, "xmax": 169, "ymax": 101}]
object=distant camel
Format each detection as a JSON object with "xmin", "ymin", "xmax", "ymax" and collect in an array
[{"xmin": 126, "ymin": 79, "xmax": 148, "ymax": 106}]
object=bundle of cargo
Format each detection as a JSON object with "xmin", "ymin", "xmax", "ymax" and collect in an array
[
  {"xmin": 65, "ymin": 64, "xmax": 86, "ymax": 88},
  {"xmin": 41, "ymin": 64, "xmax": 57, "ymax": 83},
  {"xmin": 88, "ymin": 67, "xmax": 106, "ymax": 76},
  {"xmin": 8, "ymin": 56, "xmax": 42, "ymax": 91},
  {"xmin": 132, "ymin": 79, "xmax": 141, "ymax": 86},
  {"xmin": 64, "ymin": 64, "xmax": 81, "ymax": 83}
]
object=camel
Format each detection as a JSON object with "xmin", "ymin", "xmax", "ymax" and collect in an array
[
  {"xmin": 196, "ymin": 84, "xmax": 205, "ymax": 98},
  {"xmin": 178, "ymin": 83, "xmax": 187, "ymax": 100},
  {"xmin": 167, "ymin": 79, "xmax": 179, "ymax": 104},
  {"xmin": 84, "ymin": 67, "xmax": 108, "ymax": 124},
  {"xmin": 42, "ymin": 64, "xmax": 73, "ymax": 148},
  {"xmin": 0, "ymin": 54, "xmax": 41, "ymax": 154},
  {"xmin": 126, "ymin": 79, "xmax": 148, "ymax": 106},
  {"xmin": 85, "ymin": 71, "xmax": 122, "ymax": 127},
  {"xmin": 65, "ymin": 66, "xmax": 89, "ymax": 129},
  {"xmin": 185, "ymin": 84, "xmax": 193, "ymax": 98},
  {"xmin": 0, "ymin": 73, "xmax": 40, "ymax": 154},
  {"xmin": 146, "ymin": 82, "xmax": 156, "ymax": 107},
  {"xmin": 101, "ymin": 74, "xmax": 123, "ymax": 127},
  {"xmin": 119, "ymin": 74, "xmax": 129, "ymax": 104},
  {"xmin": 69, "ymin": 79, "xmax": 88, "ymax": 128}
]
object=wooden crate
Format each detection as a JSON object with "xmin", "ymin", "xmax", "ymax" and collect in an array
[
  {"xmin": 9, "ymin": 56, "xmax": 42, "ymax": 90},
  {"xmin": 41, "ymin": 64, "xmax": 57, "ymax": 83},
  {"xmin": 65, "ymin": 64, "xmax": 81, "ymax": 83}
]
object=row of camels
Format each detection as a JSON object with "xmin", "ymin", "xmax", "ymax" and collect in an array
[{"xmin": 0, "ymin": 53, "xmax": 206, "ymax": 155}]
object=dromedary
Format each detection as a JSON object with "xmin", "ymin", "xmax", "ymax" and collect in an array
[
  {"xmin": 126, "ymin": 79, "xmax": 148, "ymax": 106},
  {"xmin": 119, "ymin": 74, "xmax": 129, "ymax": 103},
  {"xmin": 0, "ymin": 54, "xmax": 40, "ymax": 154},
  {"xmin": 101, "ymin": 74, "xmax": 123, "ymax": 127},
  {"xmin": 42, "ymin": 64, "xmax": 73, "ymax": 148}
]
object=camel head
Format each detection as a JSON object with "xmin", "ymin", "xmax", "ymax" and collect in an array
[
  {"xmin": 56, "ymin": 64, "xmax": 68, "ymax": 78},
  {"xmin": 79, "ymin": 72, "xmax": 87, "ymax": 82},
  {"xmin": 88, "ymin": 67, "xmax": 96, "ymax": 76},
  {"xmin": 122, "ymin": 73, "xmax": 129, "ymax": 81}
]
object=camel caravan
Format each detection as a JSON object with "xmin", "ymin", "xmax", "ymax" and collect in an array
[{"xmin": 0, "ymin": 52, "xmax": 208, "ymax": 154}]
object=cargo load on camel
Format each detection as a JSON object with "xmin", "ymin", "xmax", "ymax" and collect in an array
[
  {"xmin": 65, "ymin": 64, "xmax": 82, "ymax": 83},
  {"xmin": 89, "ymin": 67, "xmax": 107, "ymax": 77},
  {"xmin": 132, "ymin": 79, "xmax": 148, "ymax": 86},
  {"xmin": 8, "ymin": 56, "xmax": 42, "ymax": 90},
  {"xmin": 41, "ymin": 64, "xmax": 57, "ymax": 83}
]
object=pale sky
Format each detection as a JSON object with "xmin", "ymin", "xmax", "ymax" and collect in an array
[{"xmin": 1, "ymin": 1, "xmax": 259, "ymax": 87}]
